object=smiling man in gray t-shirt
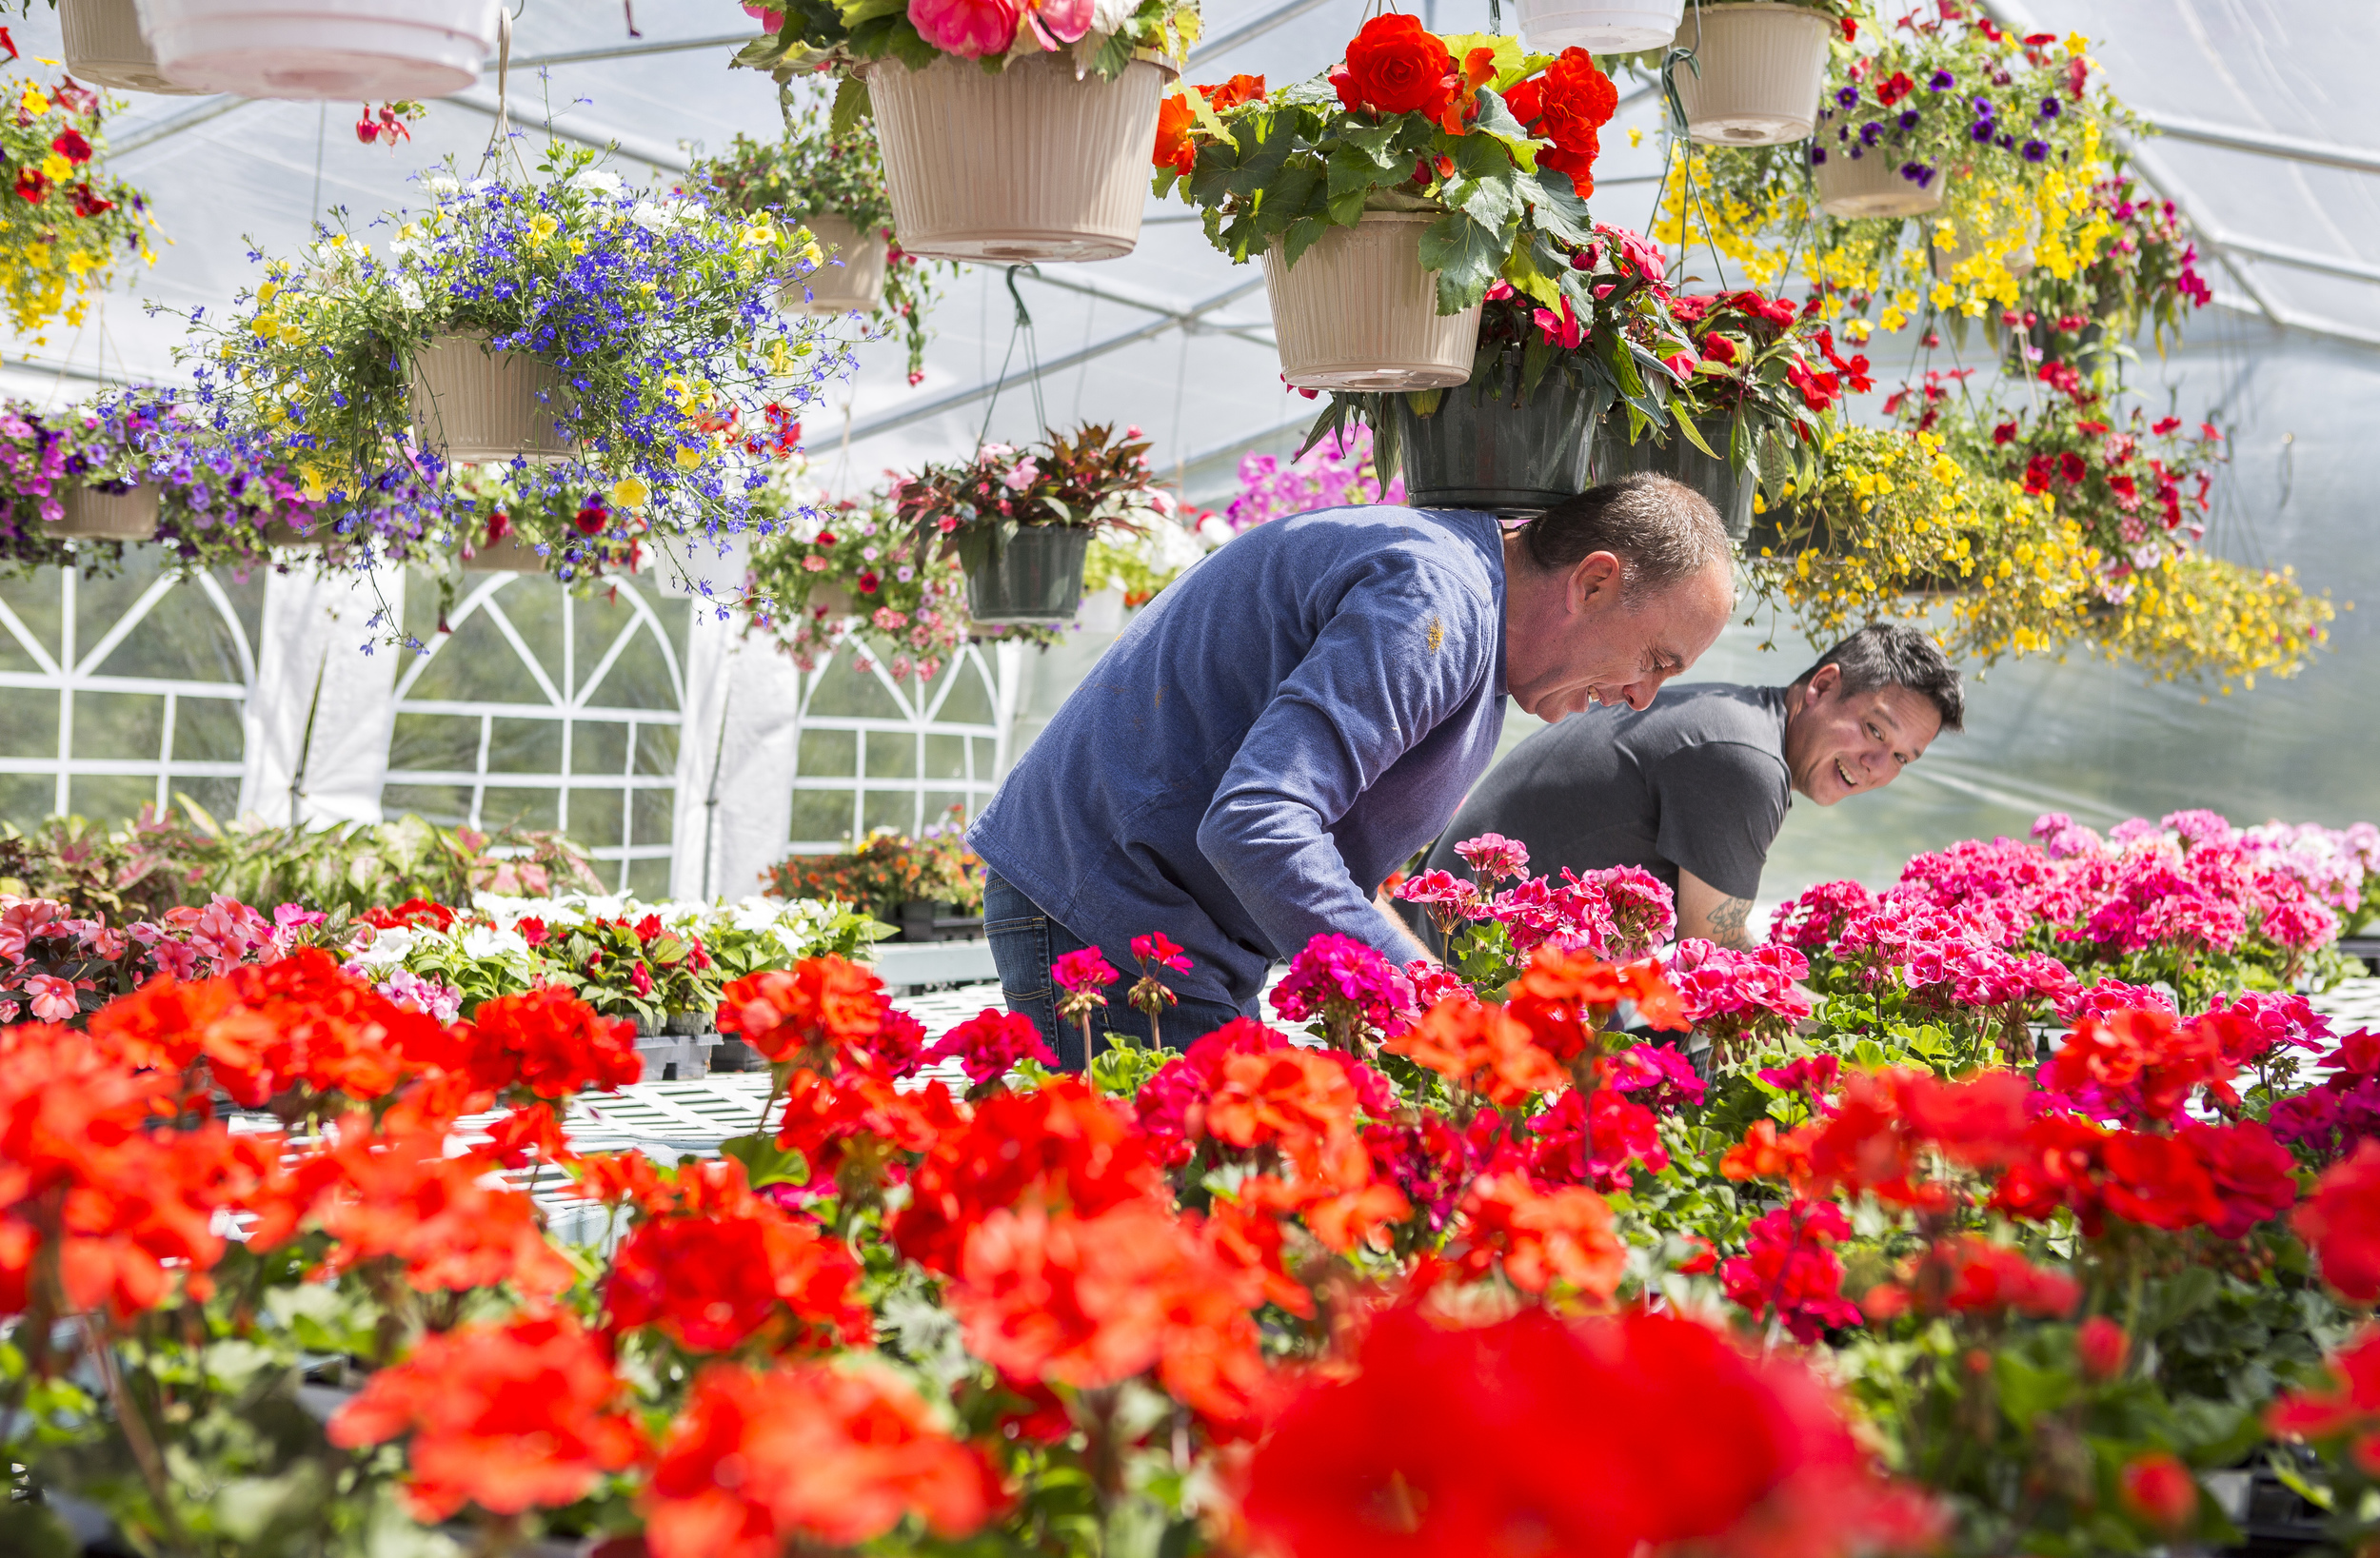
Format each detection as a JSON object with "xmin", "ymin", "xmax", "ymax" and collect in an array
[{"xmin": 1408, "ymin": 624, "xmax": 1964, "ymax": 949}]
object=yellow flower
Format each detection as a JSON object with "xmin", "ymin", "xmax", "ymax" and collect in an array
[
  {"xmin": 530, "ymin": 213, "xmax": 560, "ymax": 240},
  {"xmin": 38, "ymin": 153, "xmax": 69, "ymax": 185},
  {"xmin": 19, "ymin": 85, "xmax": 47, "ymax": 116},
  {"xmin": 2066, "ymin": 31, "xmax": 2089, "ymax": 55},
  {"xmin": 673, "ymin": 444, "xmax": 705, "ymax": 470},
  {"xmin": 611, "ymin": 476, "xmax": 650, "ymax": 510}
]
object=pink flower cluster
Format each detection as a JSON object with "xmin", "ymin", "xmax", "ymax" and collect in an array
[
  {"xmin": 1394, "ymin": 838, "xmax": 1679, "ymax": 963},
  {"xmin": 0, "ymin": 892, "xmax": 307, "ymax": 1024},
  {"xmin": 1226, "ymin": 424, "xmax": 1406, "ymax": 531},
  {"xmin": 1270, "ymin": 933, "xmax": 1416, "ymax": 1039},
  {"xmin": 1770, "ymin": 809, "xmax": 2366, "ymax": 1002},
  {"xmin": 1669, "ymin": 939, "xmax": 1815, "ymax": 1031}
]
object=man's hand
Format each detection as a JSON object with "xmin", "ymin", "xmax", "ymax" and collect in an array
[{"xmin": 1677, "ymin": 869, "xmax": 1755, "ymax": 951}]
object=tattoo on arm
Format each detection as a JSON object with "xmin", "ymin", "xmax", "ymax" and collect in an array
[{"xmin": 1705, "ymin": 895, "xmax": 1755, "ymax": 950}]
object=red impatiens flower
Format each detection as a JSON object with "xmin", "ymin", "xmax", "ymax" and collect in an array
[
  {"xmin": 327, "ymin": 1311, "xmax": 645, "ymax": 1522},
  {"xmin": 642, "ymin": 1361, "xmax": 1005, "ymax": 1558}
]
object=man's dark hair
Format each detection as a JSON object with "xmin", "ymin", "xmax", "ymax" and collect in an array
[
  {"xmin": 1519, "ymin": 473, "xmax": 1733, "ymax": 604},
  {"xmin": 1790, "ymin": 623, "xmax": 1966, "ymax": 733}
]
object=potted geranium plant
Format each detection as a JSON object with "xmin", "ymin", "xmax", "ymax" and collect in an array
[
  {"xmin": 732, "ymin": 0, "xmax": 1192, "ymax": 265},
  {"xmin": 186, "ymin": 145, "xmax": 835, "ymax": 589},
  {"xmin": 135, "ymin": 0, "xmax": 500, "ymax": 99},
  {"xmin": 1155, "ymin": 27, "xmax": 1620, "ymax": 392},
  {"xmin": 892, "ymin": 422, "xmax": 1160, "ymax": 624},
  {"xmin": 693, "ymin": 101, "xmax": 953, "ymax": 385}
]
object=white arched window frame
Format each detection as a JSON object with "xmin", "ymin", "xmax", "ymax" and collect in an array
[
  {"xmin": 785, "ymin": 641, "xmax": 1023, "ymax": 854},
  {"xmin": 385, "ymin": 572, "xmax": 685, "ymax": 893},
  {"xmin": 0, "ymin": 562, "xmax": 259, "ymax": 821}
]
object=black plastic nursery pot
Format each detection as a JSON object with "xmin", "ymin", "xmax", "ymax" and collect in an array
[
  {"xmin": 965, "ymin": 526, "xmax": 1090, "ymax": 624},
  {"xmin": 895, "ymin": 899, "xmax": 987, "ymax": 943},
  {"xmin": 1391, "ymin": 367, "xmax": 1597, "ymax": 517},
  {"xmin": 1595, "ymin": 412, "xmax": 1757, "ymax": 542}
]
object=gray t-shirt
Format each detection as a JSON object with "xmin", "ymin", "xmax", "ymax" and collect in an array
[{"xmin": 1414, "ymin": 682, "xmax": 1793, "ymax": 908}]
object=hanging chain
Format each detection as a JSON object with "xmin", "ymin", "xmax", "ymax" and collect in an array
[{"xmin": 975, "ymin": 265, "xmax": 1047, "ymax": 450}]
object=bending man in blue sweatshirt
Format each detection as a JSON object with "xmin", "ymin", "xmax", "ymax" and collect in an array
[{"xmin": 968, "ymin": 473, "xmax": 1736, "ymax": 1069}]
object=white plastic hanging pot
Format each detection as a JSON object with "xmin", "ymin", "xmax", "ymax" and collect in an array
[
  {"xmin": 1265, "ymin": 213, "xmax": 1484, "ymax": 393},
  {"xmin": 1812, "ymin": 147, "xmax": 1944, "ymax": 218},
  {"xmin": 1517, "ymin": 0, "xmax": 1685, "ymax": 54},
  {"xmin": 781, "ymin": 213, "xmax": 888, "ymax": 316},
  {"xmin": 410, "ymin": 332, "xmax": 572, "ymax": 464},
  {"xmin": 1668, "ymin": 3, "xmax": 1833, "ymax": 147},
  {"xmin": 133, "ymin": 0, "xmax": 501, "ymax": 100},
  {"xmin": 50, "ymin": 484, "xmax": 160, "ymax": 541},
  {"xmin": 863, "ymin": 51, "xmax": 1171, "ymax": 264},
  {"xmin": 65, "ymin": 0, "xmax": 207, "ymax": 95}
]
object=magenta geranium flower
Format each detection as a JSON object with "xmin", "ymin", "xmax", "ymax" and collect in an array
[
  {"xmin": 1453, "ymin": 833, "xmax": 1529, "ymax": 883},
  {"xmin": 1052, "ymin": 948, "xmax": 1119, "ymax": 994}
]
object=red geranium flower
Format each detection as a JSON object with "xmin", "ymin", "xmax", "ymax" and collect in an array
[
  {"xmin": 642, "ymin": 1362, "xmax": 1005, "ymax": 1558},
  {"xmin": 327, "ymin": 1311, "xmax": 645, "ymax": 1522}
]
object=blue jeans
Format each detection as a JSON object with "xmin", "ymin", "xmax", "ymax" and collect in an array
[{"xmin": 982, "ymin": 871, "xmax": 1248, "ymax": 1072}]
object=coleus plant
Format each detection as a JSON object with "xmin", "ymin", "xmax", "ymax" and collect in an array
[
  {"xmin": 1153, "ymin": 20, "xmax": 1621, "ymax": 317},
  {"xmin": 891, "ymin": 421, "xmax": 1157, "ymax": 582}
]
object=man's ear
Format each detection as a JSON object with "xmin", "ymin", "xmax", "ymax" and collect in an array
[
  {"xmin": 1805, "ymin": 662, "xmax": 1843, "ymax": 704},
  {"xmin": 1570, "ymin": 549, "xmax": 1623, "ymax": 613}
]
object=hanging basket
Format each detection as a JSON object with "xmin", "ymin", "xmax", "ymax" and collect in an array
[
  {"xmin": 1812, "ymin": 148, "xmax": 1943, "ymax": 218},
  {"xmin": 411, "ymin": 332, "xmax": 572, "ymax": 463},
  {"xmin": 50, "ymin": 484, "xmax": 160, "ymax": 541},
  {"xmin": 135, "ymin": 0, "xmax": 500, "ymax": 99},
  {"xmin": 1265, "ymin": 213, "xmax": 1484, "ymax": 392},
  {"xmin": 1517, "ymin": 0, "xmax": 1684, "ymax": 54},
  {"xmin": 67, "ymin": 0, "xmax": 208, "ymax": 94},
  {"xmin": 1668, "ymin": 4, "xmax": 1833, "ymax": 147},
  {"xmin": 781, "ymin": 213, "xmax": 888, "ymax": 316},
  {"xmin": 463, "ymin": 530, "xmax": 545, "ymax": 573},
  {"xmin": 1594, "ymin": 414, "xmax": 1756, "ymax": 542},
  {"xmin": 1392, "ymin": 368, "xmax": 1597, "ymax": 517},
  {"xmin": 262, "ymin": 517, "xmax": 327, "ymax": 548},
  {"xmin": 1932, "ymin": 215, "xmax": 2037, "ymax": 281},
  {"xmin": 863, "ymin": 52, "xmax": 1171, "ymax": 264},
  {"xmin": 965, "ymin": 527, "xmax": 1091, "ymax": 625}
]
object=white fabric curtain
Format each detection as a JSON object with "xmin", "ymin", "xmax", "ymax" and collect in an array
[
  {"xmin": 235, "ymin": 562, "xmax": 406, "ymax": 827},
  {"xmin": 656, "ymin": 539, "xmax": 807, "ymax": 902}
]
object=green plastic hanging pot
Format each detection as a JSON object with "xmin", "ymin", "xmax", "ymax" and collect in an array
[
  {"xmin": 1391, "ymin": 367, "xmax": 1597, "ymax": 517},
  {"xmin": 965, "ymin": 526, "xmax": 1091, "ymax": 625},
  {"xmin": 1594, "ymin": 411, "xmax": 1757, "ymax": 542}
]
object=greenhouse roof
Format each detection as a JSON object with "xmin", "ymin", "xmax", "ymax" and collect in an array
[{"xmin": 1, "ymin": 0, "xmax": 2372, "ymax": 508}]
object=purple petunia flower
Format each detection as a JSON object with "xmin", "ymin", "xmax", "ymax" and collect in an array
[
  {"xmin": 2038, "ymin": 95, "xmax": 2062, "ymax": 119},
  {"xmin": 1835, "ymin": 86, "xmax": 1860, "ymax": 108},
  {"xmin": 2021, "ymin": 139, "xmax": 2050, "ymax": 162},
  {"xmin": 1897, "ymin": 108, "xmax": 1920, "ymax": 129},
  {"xmin": 1927, "ymin": 69, "xmax": 1954, "ymax": 90},
  {"xmin": 1970, "ymin": 121, "xmax": 1996, "ymax": 143}
]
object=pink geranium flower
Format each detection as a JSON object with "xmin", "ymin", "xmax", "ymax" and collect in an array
[
  {"xmin": 908, "ymin": 0, "xmax": 1021, "ymax": 58},
  {"xmin": 1453, "ymin": 832, "xmax": 1529, "ymax": 884}
]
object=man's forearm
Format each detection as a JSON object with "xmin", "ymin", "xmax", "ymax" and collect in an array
[{"xmin": 1376, "ymin": 887, "xmax": 1435, "ymax": 965}]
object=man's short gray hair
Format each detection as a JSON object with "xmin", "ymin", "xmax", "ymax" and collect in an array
[
  {"xmin": 1792, "ymin": 623, "xmax": 1966, "ymax": 733},
  {"xmin": 1517, "ymin": 472, "xmax": 1734, "ymax": 605}
]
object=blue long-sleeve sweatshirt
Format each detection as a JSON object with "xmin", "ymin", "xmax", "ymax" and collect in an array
[{"xmin": 968, "ymin": 504, "xmax": 1509, "ymax": 1013}]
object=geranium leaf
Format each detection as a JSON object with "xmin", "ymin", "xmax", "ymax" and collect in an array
[{"xmin": 1528, "ymin": 168, "xmax": 1597, "ymax": 247}]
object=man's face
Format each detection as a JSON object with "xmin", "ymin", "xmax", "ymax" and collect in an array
[
  {"xmin": 1503, "ymin": 551, "xmax": 1735, "ymax": 721},
  {"xmin": 1783, "ymin": 664, "xmax": 1944, "ymax": 805}
]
